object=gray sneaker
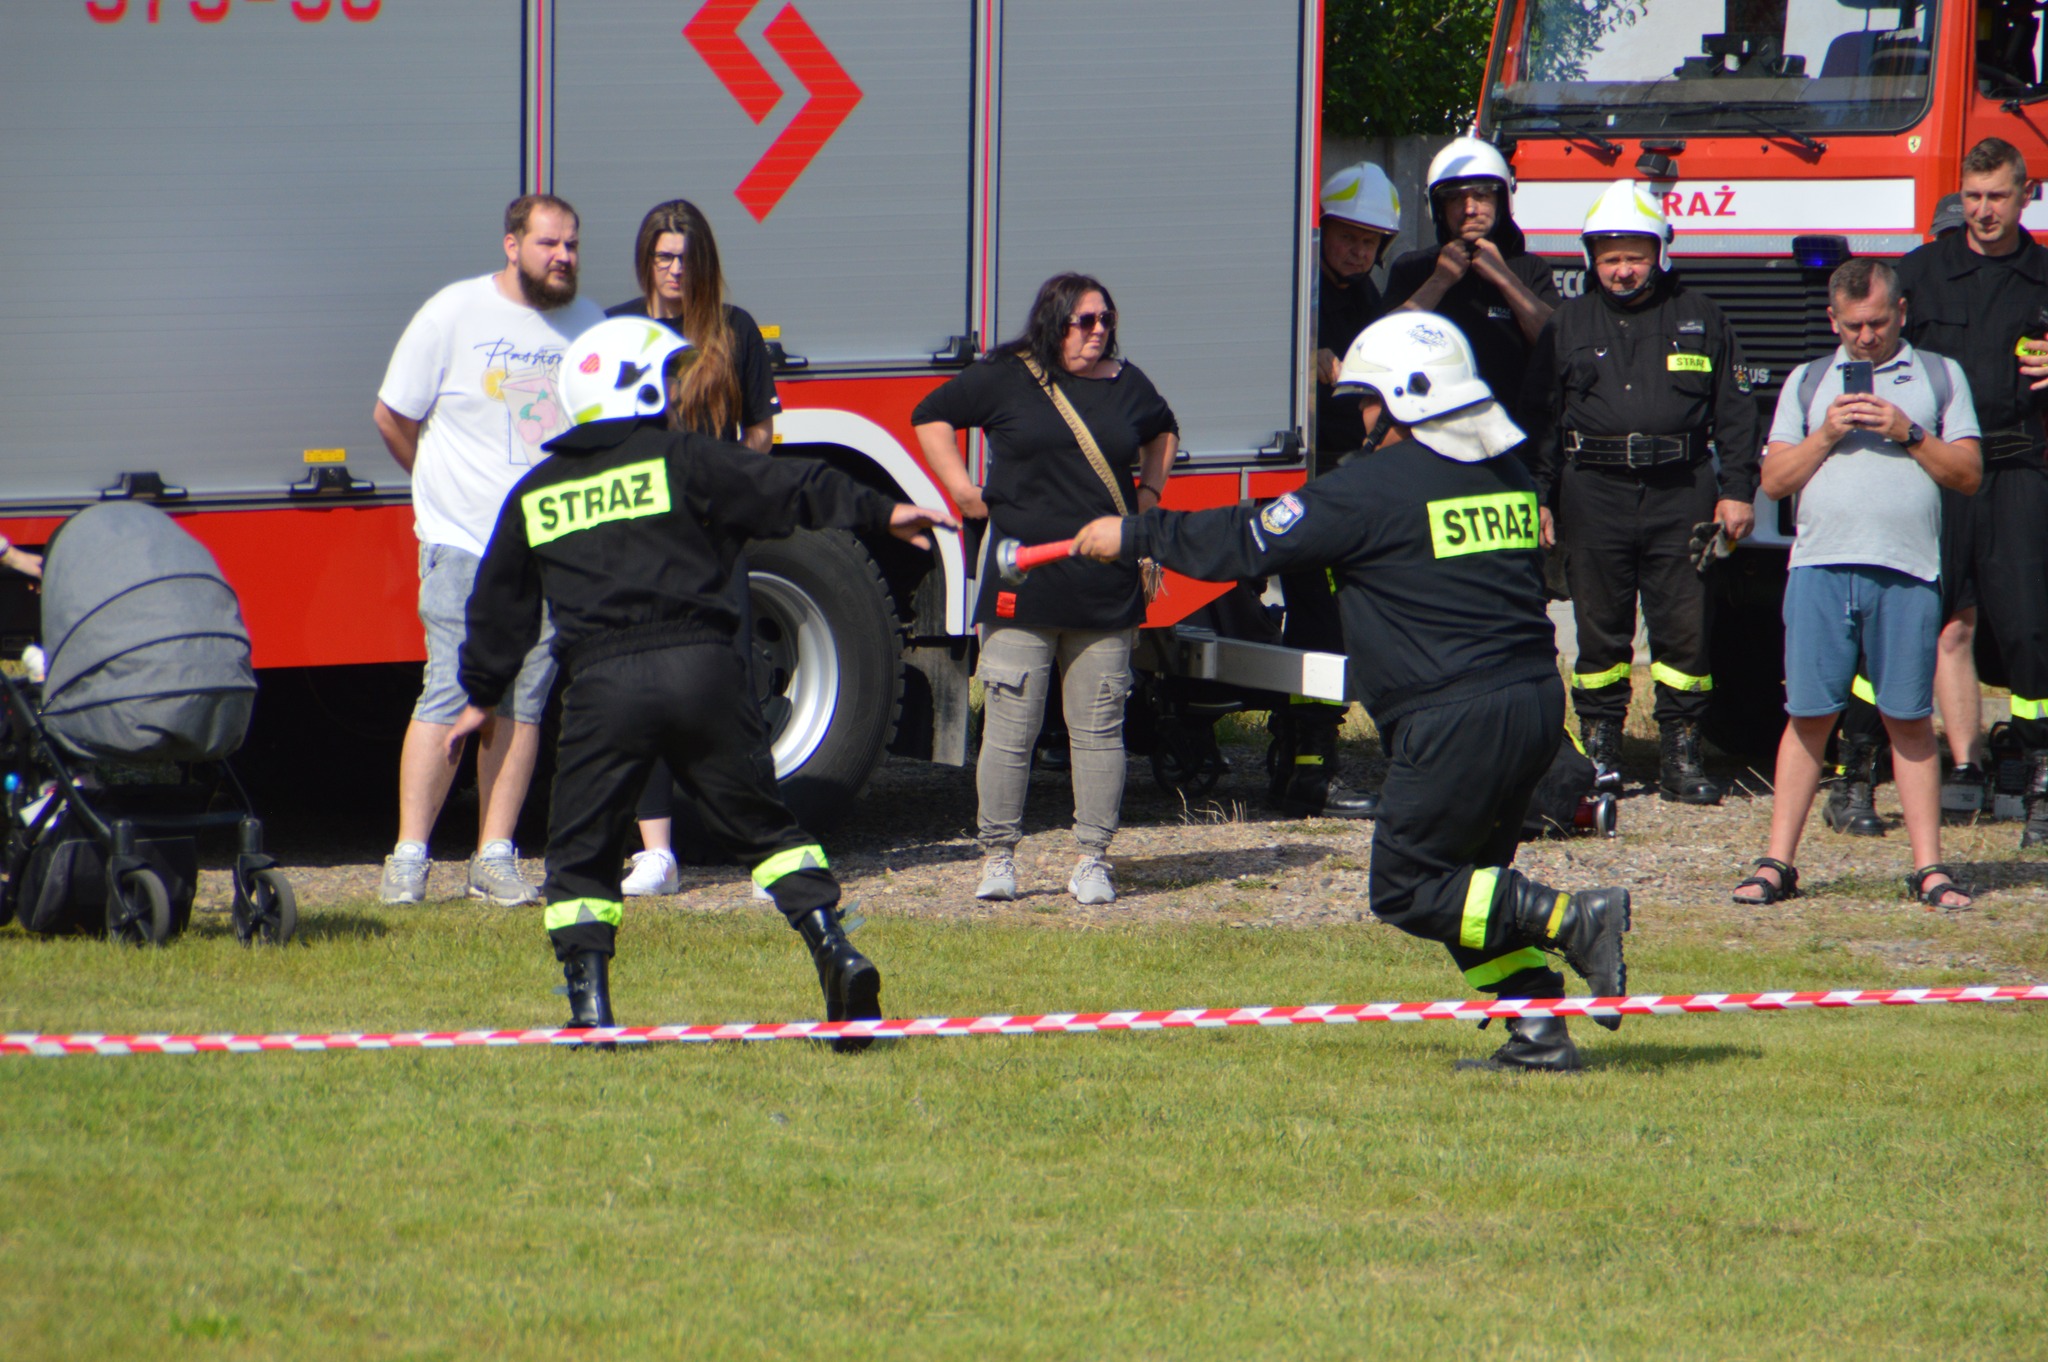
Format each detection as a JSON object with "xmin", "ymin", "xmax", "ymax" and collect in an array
[
  {"xmin": 975, "ymin": 851, "xmax": 1018, "ymax": 901},
  {"xmin": 1068, "ymin": 854, "xmax": 1115, "ymax": 906},
  {"xmin": 468, "ymin": 840, "xmax": 539, "ymax": 906},
  {"xmin": 379, "ymin": 852, "xmax": 428, "ymax": 905}
]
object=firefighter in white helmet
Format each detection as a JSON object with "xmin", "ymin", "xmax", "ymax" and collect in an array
[
  {"xmin": 1521, "ymin": 180, "xmax": 1760, "ymax": 805},
  {"xmin": 1385, "ymin": 136, "xmax": 1558, "ymax": 419},
  {"xmin": 1072, "ymin": 313, "xmax": 1632, "ymax": 1073},
  {"xmin": 448, "ymin": 317, "xmax": 956, "ymax": 1044},
  {"xmin": 1269, "ymin": 161, "xmax": 1404, "ymax": 819}
]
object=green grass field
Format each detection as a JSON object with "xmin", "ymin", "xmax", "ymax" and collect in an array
[{"xmin": 2, "ymin": 906, "xmax": 2044, "ymax": 1360}]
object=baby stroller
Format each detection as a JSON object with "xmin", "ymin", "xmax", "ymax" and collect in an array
[{"xmin": 0, "ymin": 502, "xmax": 295, "ymax": 946}]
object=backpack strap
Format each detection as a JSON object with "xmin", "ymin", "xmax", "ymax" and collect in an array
[
  {"xmin": 1794, "ymin": 358, "xmax": 1826, "ymax": 431},
  {"xmin": 1921, "ymin": 353, "xmax": 1953, "ymax": 434}
]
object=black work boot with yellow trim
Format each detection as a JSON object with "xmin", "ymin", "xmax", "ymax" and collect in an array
[
  {"xmin": 1658, "ymin": 720, "xmax": 1723, "ymax": 805},
  {"xmin": 1281, "ymin": 708, "xmax": 1379, "ymax": 818},
  {"xmin": 1823, "ymin": 734, "xmax": 1885, "ymax": 838},
  {"xmin": 1582, "ymin": 717, "xmax": 1624, "ymax": 795},
  {"xmin": 793, "ymin": 907, "xmax": 882, "ymax": 1054},
  {"xmin": 1507, "ymin": 878, "xmax": 1631, "ymax": 1030},
  {"xmin": 1455, "ymin": 1015, "xmax": 1582, "ymax": 1073},
  {"xmin": 559, "ymin": 951, "xmax": 617, "ymax": 1052}
]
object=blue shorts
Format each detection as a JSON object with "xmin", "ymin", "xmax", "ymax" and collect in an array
[
  {"xmin": 414, "ymin": 543, "xmax": 556, "ymax": 725},
  {"xmin": 1782, "ymin": 564, "xmax": 1940, "ymax": 720}
]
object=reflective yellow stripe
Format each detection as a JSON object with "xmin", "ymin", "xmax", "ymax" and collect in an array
[
  {"xmin": 1851, "ymin": 674, "xmax": 1876, "ymax": 705},
  {"xmin": 752, "ymin": 844, "xmax": 829, "ymax": 889},
  {"xmin": 1650, "ymin": 662, "xmax": 1713, "ymax": 693},
  {"xmin": 1426, "ymin": 491, "xmax": 1540, "ymax": 559},
  {"xmin": 543, "ymin": 897, "xmax": 623, "ymax": 931},
  {"xmin": 1572, "ymin": 663, "xmax": 1631, "ymax": 691},
  {"xmin": 1459, "ymin": 867, "xmax": 1501, "ymax": 950},
  {"xmin": 521, "ymin": 458, "xmax": 672, "ymax": 548},
  {"xmin": 1294, "ymin": 754, "xmax": 1325, "ymax": 766},
  {"xmin": 1545, "ymin": 892, "xmax": 1569, "ymax": 941},
  {"xmin": 2012, "ymin": 695, "xmax": 2048, "ymax": 721},
  {"xmin": 1289, "ymin": 695, "xmax": 1342, "ymax": 708},
  {"xmin": 1464, "ymin": 947, "xmax": 1550, "ymax": 989},
  {"xmin": 1564, "ymin": 726, "xmax": 1587, "ymax": 756}
]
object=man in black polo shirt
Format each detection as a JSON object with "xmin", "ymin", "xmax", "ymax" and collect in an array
[{"xmin": 1896, "ymin": 137, "xmax": 2048, "ymax": 846}]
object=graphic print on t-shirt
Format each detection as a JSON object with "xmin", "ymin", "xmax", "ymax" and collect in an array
[{"xmin": 476, "ymin": 338, "xmax": 570, "ymax": 466}]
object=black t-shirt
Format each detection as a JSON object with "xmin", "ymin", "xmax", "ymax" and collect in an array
[
  {"xmin": 912, "ymin": 352, "xmax": 1179, "ymax": 629},
  {"xmin": 1383, "ymin": 245, "xmax": 1559, "ymax": 425},
  {"xmin": 1897, "ymin": 229, "xmax": 2048, "ymax": 453},
  {"xmin": 603, "ymin": 299, "xmax": 781, "ymax": 439},
  {"xmin": 1316, "ymin": 269, "xmax": 1384, "ymax": 463}
]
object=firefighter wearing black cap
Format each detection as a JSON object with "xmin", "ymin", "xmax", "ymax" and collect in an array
[
  {"xmin": 1523, "ymin": 181, "xmax": 1759, "ymax": 804},
  {"xmin": 1073, "ymin": 312, "xmax": 1632, "ymax": 1073},
  {"xmin": 1897, "ymin": 137, "xmax": 2048, "ymax": 847},
  {"xmin": 449, "ymin": 317, "xmax": 956, "ymax": 1039}
]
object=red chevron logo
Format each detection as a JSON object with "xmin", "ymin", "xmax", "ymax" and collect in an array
[{"xmin": 683, "ymin": 0, "xmax": 862, "ymax": 223}]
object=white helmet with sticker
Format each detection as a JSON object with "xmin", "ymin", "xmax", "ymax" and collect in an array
[
  {"xmin": 1319, "ymin": 161, "xmax": 1401, "ymax": 235},
  {"xmin": 1426, "ymin": 136, "xmax": 1513, "ymax": 208},
  {"xmin": 559, "ymin": 317, "xmax": 690, "ymax": 427},
  {"xmin": 1333, "ymin": 312, "xmax": 1493, "ymax": 425},
  {"xmin": 1580, "ymin": 179, "xmax": 1673, "ymax": 272}
]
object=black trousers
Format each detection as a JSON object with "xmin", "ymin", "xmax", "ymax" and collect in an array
[
  {"xmin": 544, "ymin": 643, "xmax": 837, "ymax": 960},
  {"xmin": 1560, "ymin": 458, "xmax": 1718, "ymax": 725},
  {"xmin": 1279, "ymin": 565, "xmax": 1347, "ymax": 739},
  {"xmin": 1367, "ymin": 675, "xmax": 1569, "ymax": 998},
  {"xmin": 636, "ymin": 554, "xmax": 774, "ymax": 823},
  {"xmin": 1954, "ymin": 463, "xmax": 2048, "ymax": 749}
]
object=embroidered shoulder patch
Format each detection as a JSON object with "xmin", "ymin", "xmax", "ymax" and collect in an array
[
  {"xmin": 1259, "ymin": 493, "xmax": 1306, "ymax": 536},
  {"xmin": 1677, "ymin": 319, "xmax": 1706, "ymax": 335}
]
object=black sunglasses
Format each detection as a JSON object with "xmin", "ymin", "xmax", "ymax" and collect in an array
[{"xmin": 1064, "ymin": 310, "xmax": 1117, "ymax": 333}]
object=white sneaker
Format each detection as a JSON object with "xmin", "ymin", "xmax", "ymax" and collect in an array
[
  {"xmin": 622, "ymin": 849, "xmax": 681, "ymax": 897},
  {"xmin": 976, "ymin": 851, "xmax": 1018, "ymax": 901},
  {"xmin": 1069, "ymin": 854, "xmax": 1115, "ymax": 906}
]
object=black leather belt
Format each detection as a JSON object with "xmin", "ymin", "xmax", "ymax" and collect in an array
[
  {"xmin": 1564, "ymin": 430, "xmax": 1697, "ymax": 469},
  {"xmin": 1982, "ymin": 428, "xmax": 2042, "ymax": 465}
]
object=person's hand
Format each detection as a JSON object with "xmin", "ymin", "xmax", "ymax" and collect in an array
[
  {"xmin": 1316, "ymin": 347, "xmax": 1342, "ymax": 386},
  {"xmin": 1714, "ymin": 498, "xmax": 1755, "ymax": 542},
  {"xmin": 1538, "ymin": 505, "xmax": 1556, "ymax": 550},
  {"xmin": 888, "ymin": 504, "xmax": 960, "ymax": 549},
  {"xmin": 2019, "ymin": 336, "xmax": 2048, "ymax": 390},
  {"xmin": 1430, "ymin": 239, "xmax": 1475, "ymax": 286},
  {"xmin": 1818, "ymin": 392, "xmax": 1868, "ymax": 445},
  {"xmin": 1071, "ymin": 516, "xmax": 1126, "ymax": 562},
  {"xmin": 1467, "ymin": 237, "xmax": 1510, "ymax": 284},
  {"xmin": 1849, "ymin": 396, "xmax": 1913, "ymax": 444},
  {"xmin": 0, "ymin": 544, "xmax": 43, "ymax": 578},
  {"xmin": 445, "ymin": 704, "xmax": 495, "ymax": 758}
]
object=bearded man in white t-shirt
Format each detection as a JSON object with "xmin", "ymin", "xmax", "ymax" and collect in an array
[{"xmin": 371, "ymin": 195, "xmax": 605, "ymax": 906}]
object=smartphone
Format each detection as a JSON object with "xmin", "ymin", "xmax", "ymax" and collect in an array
[{"xmin": 1839, "ymin": 360, "xmax": 1874, "ymax": 395}]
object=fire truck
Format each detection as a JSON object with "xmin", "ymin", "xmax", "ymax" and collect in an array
[
  {"xmin": 1477, "ymin": 0, "xmax": 2048, "ymax": 755},
  {"xmin": 2, "ymin": 1, "xmax": 1335, "ymax": 825}
]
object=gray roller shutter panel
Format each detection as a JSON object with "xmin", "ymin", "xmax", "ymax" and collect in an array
[
  {"xmin": 0, "ymin": 3, "xmax": 517, "ymax": 506},
  {"xmin": 996, "ymin": 0, "xmax": 1310, "ymax": 463},
  {"xmin": 553, "ymin": 0, "xmax": 973, "ymax": 367}
]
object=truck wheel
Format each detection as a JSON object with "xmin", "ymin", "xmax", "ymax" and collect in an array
[{"xmin": 745, "ymin": 530, "xmax": 902, "ymax": 830}]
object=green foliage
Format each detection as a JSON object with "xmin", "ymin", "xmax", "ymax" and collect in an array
[{"xmin": 1324, "ymin": 0, "xmax": 1502, "ymax": 137}]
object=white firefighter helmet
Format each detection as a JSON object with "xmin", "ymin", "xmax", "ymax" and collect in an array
[
  {"xmin": 1426, "ymin": 136, "xmax": 1513, "ymax": 207},
  {"xmin": 1580, "ymin": 179, "xmax": 1673, "ymax": 272},
  {"xmin": 559, "ymin": 317, "xmax": 690, "ymax": 426},
  {"xmin": 1333, "ymin": 311, "xmax": 1494, "ymax": 425},
  {"xmin": 1320, "ymin": 161, "xmax": 1401, "ymax": 235}
]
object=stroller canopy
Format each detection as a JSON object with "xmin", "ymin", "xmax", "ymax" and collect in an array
[{"xmin": 39, "ymin": 502, "xmax": 255, "ymax": 764}]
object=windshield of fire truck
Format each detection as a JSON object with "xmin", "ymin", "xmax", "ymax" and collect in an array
[{"xmin": 1482, "ymin": 0, "xmax": 1937, "ymax": 136}]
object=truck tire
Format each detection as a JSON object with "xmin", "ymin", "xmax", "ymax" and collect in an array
[
  {"xmin": 745, "ymin": 529, "xmax": 903, "ymax": 830},
  {"xmin": 1703, "ymin": 550, "xmax": 1790, "ymax": 764}
]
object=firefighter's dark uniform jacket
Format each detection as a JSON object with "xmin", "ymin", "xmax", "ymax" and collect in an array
[
  {"xmin": 460, "ymin": 416, "xmax": 895, "ymax": 960},
  {"xmin": 1120, "ymin": 433, "xmax": 1570, "ymax": 998},
  {"xmin": 1385, "ymin": 213, "xmax": 1559, "ymax": 427},
  {"xmin": 1898, "ymin": 227, "xmax": 2048, "ymax": 745},
  {"xmin": 1521, "ymin": 272, "xmax": 1759, "ymax": 726}
]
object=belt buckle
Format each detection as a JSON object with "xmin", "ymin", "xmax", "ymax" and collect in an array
[{"xmin": 1624, "ymin": 432, "xmax": 1655, "ymax": 468}]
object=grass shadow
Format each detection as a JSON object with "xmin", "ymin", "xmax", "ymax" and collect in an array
[
  {"xmin": 1118, "ymin": 842, "xmax": 1344, "ymax": 892},
  {"xmin": 1587, "ymin": 1040, "xmax": 1763, "ymax": 1072}
]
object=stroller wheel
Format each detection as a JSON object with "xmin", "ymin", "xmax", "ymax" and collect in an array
[
  {"xmin": 238, "ymin": 869, "xmax": 297, "ymax": 947},
  {"xmin": 110, "ymin": 867, "xmax": 172, "ymax": 948}
]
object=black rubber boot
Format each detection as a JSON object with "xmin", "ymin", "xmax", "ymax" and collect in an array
[
  {"xmin": 1454, "ymin": 1016, "xmax": 1582, "ymax": 1073},
  {"xmin": 1264, "ymin": 711, "xmax": 1296, "ymax": 806},
  {"xmin": 793, "ymin": 907, "xmax": 882, "ymax": 1053},
  {"xmin": 1280, "ymin": 710, "xmax": 1379, "ymax": 818},
  {"xmin": 1583, "ymin": 718, "xmax": 1624, "ymax": 795},
  {"xmin": 1822, "ymin": 735, "xmax": 1885, "ymax": 837},
  {"xmin": 2023, "ymin": 755, "xmax": 2048, "ymax": 849},
  {"xmin": 561, "ymin": 951, "xmax": 616, "ymax": 1050},
  {"xmin": 1941, "ymin": 762, "xmax": 1988, "ymax": 823},
  {"xmin": 1658, "ymin": 720, "xmax": 1723, "ymax": 805},
  {"xmin": 1507, "ymin": 877, "xmax": 1631, "ymax": 1030}
]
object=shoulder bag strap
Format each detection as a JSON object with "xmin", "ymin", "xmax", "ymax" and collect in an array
[{"xmin": 1021, "ymin": 355, "xmax": 1130, "ymax": 516}]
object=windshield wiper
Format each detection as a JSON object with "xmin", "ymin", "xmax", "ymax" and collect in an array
[
  {"xmin": 1489, "ymin": 109, "xmax": 1622, "ymax": 155},
  {"xmin": 1732, "ymin": 106, "xmax": 1825, "ymax": 155}
]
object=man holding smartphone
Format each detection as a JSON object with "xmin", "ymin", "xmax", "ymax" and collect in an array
[{"xmin": 1732, "ymin": 260, "xmax": 1980, "ymax": 910}]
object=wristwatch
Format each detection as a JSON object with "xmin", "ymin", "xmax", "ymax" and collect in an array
[{"xmin": 1904, "ymin": 422, "xmax": 1927, "ymax": 448}]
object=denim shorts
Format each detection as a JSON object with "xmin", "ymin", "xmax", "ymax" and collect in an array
[
  {"xmin": 414, "ymin": 542, "xmax": 556, "ymax": 724},
  {"xmin": 1782, "ymin": 563, "xmax": 1940, "ymax": 720}
]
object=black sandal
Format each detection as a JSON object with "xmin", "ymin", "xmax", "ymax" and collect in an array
[
  {"xmin": 1732, "ymin": 857, "xmax": 1800, "ymax": 905},
  {"xmin": 1906, "ymin": 864, "xmax": 1975, "ymax": 912}
]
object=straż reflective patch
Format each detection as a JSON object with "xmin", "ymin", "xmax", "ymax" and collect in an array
[{"xmin": 1260, "ymin": 493, "xmax": 1306, "ymax": 536}]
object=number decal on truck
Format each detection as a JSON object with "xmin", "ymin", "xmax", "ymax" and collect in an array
[{"xmin": 87, "ymin": 0, "xmax": 380, "ymax": 22}]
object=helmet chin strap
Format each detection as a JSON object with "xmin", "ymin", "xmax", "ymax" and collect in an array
[
  {"xmin": 1358, "ymin": 405, "xmax": 1398, "ymax": 456},
  {"xmin": 1601, "ymin": 265, "xmax": 1659, "ymax": 303}
]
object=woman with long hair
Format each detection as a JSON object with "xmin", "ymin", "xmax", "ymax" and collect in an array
[
  {"xmin": 606, "ymin": 200, "xmax": 781, "ymax": 896},
  {"xmin": 913, "ymin": 273, "xmax": 1179, "ymax": 905}
]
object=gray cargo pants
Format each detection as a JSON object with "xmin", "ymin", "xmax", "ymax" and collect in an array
[{"xmin": 975, "ymin": 625, "xmax": 1135, "ymax": 855}]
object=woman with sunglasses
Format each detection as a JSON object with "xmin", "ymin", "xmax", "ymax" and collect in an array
[
  {"xmin": 914, "ymin": 273, "xmax": 1179, "ymax": 906},
  {"xmin": 605, "ymin": 200, "xmax": 781, "ymax": 897}
]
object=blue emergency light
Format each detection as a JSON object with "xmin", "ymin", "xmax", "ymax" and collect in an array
[{"xmin": 1791, "ymin": 234, "xmax": 1851, "ymax": 269}]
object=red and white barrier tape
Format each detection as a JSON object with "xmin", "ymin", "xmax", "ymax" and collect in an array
[{"xmin": 4, "ymin": 985, "xmax": 2044, "ymax": 1058}]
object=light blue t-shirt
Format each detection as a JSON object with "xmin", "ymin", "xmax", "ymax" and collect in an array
[{"xmin": 1765, "ymin": 341, "xmax": 1978, "ymax": 582}]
